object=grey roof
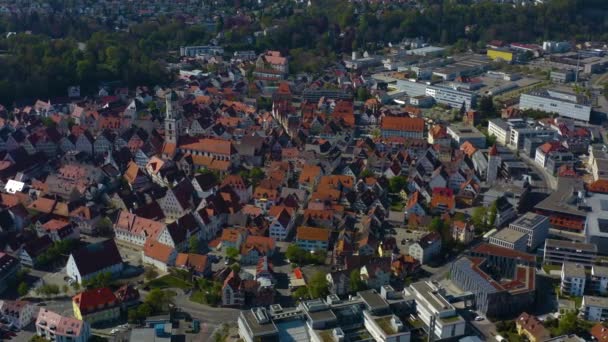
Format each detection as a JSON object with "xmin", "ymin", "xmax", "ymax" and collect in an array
[
  {"xmin": 239, "ymin": 309, "xmax": 278, "ymax": 337},
  {"xmin": 534, "ymin": 177, "xmax": 586, "ymax": 217},
  {"xmin": 491, "ymin": 228, "xmax": 527, "ymax": 244},
  {"xmin": 592, "ymin": 265, "xmax": 608, "ymax": 278},
  {"xmin": 358, "ymin": 290, "xmax": 390, "ymax": 312},
  {"xmin": 583, "ymin": 295, "xmax": 608, "ymax": 309},
  {"xmin": 510, "ymin": 212, "xmax": 549, "ymax": 230},
  {"xmin": 545, "ymin": 239, "xmax": 597, "ymax": 253},
  {"xmin": 562, "ymin": 262, "xmax": 586, "ymax": 278}
]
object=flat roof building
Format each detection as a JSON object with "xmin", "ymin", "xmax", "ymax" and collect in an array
[
  {"xmin": 489, "ymin": 228, "xmax": 528, "ymax": 252},
  {"xmin": 509, "ymin": 212, "xmax": 550, "ymax": 251},
  {"xmin": 544, "ymin": 239, "xmax": 597, "ymax": 266},
  {"xmin": 447, "ymin": 124, "xmax": 486, "ymax": 148},
  {"xmin": 520, "ymin": 89, "xmax": 592, "ymax": 122}
]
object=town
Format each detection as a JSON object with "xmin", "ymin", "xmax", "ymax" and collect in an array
[{"xmin": 1, "ymin": 1, "xmax": 608, "ymax": 342}]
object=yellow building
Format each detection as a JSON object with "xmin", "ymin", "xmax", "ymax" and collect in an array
[
  {"xmin": 487, "ymin": 48, "xmax": 514, "ymax": 62},
  {"xmin": 72, "ymin": 288, "xmax": 121, "ymax": 325}
]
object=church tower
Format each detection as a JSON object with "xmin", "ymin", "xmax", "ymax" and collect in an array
[
  {"xmin": 487, "ymin": 144, "xmax": 500, "ymax": 185},
  {"xmin": 164, "ymin": 92, "xmax": 179, "ymax": 145}
]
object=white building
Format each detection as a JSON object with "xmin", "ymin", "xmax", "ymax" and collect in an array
[
  {"xmin": 36, "ymin": 309, "xmax": 91, "ymax": 342},
  {"xmin": 487, "ymin": 145, "xmax": 500, "ymax": 185},
  {"xmin": 561, "ymin": 263, "xmax": 587, "ymax": 297},
  {"xmin": 488, "ymin": 228, "xmax": 528, "ymax": 252},
  {"xmin": 363, "ymin": 310, "xmax": 411, "ymax": 342},
  {"xmin": 0, "ymin": 300, "xmax": 37, "ymax": 329},
  {"xmin": 508, "ymin": 212, "xmax": 550, "ymax": 250},
  {"xmin": 408, "ymin": 232, "xmax": 442, "ymax": 265},
  {"xmin": 66, "ymin": 240, "xmax": 124, "ymax": 284},
  {"xmin": 406, "ymin": 281, "xmax": 466, "ymax": 340},
  {"xmin": 520, "ymin": 89, "xmax": 592, "ymax": 122}
]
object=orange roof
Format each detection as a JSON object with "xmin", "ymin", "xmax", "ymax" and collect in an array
[
  {"xmin": 296, "ymin": 226, "xmax": 330, "ymax": 242},
  {"xmin": 406, "ymin": 191, "xmax": 420, "ymax": 209},
  {"xmin": 28, "ymin": 197, "xmax": 57, "ymax": 214},
  {"xmin": 190, "ymin": 155, "xmax": 231, "ymax": 171},
  {"xmin": 381, "ymin": 116, "xmax": 425, "ymax": 132},
  {"xmin": 460, "ymin": 141, "xmax": 478, "ymax": 157},
  {"xmin": 221, "ymin": 228, "xmax": 242, "ymax": 243},
  {"xmin": 430, "ymin": 125, "xmax": 448, "ymax": 139},
  {"xmin": 175, "ymin": 253, "xmax": 208, "ymax": 273},
  {"xmin": 253, "ymin": 187, "xmax": 279, "ymax": 200},
  {"xmin": 268, "ymin": 205, "xmax": 295, "ymax": 218},
  {"xmin": 310, "ymin": 188, "xmax": 341, "ymax": 202},
  {"xmin": 162, "ymin": 142, "xmax": 176, "ymax": 156},
  {"xmin": 143, "ymin": 239, "xmax": 174, "ymax": 263},
  {"xmin": 298, "ymin": 164, "xmax": 322, "ymax": 184},
  {"xmin": 115, "ymin": 211, "xmax": 166, "ymax": 239},
  {"xmin": 41, "ymin": 219, "xmax": 70, "ymax": 231},
  {"xmin": 179, "ymin": 137, "xmax": 235, "ymax": 155},
  {"xmin": 591, "ymin": 323, "xmax": 608, "ymax": 342},
  {"xmin": 588, "ymin": 180, "xmax": 608, "ymax": 194},
  {"xmin": 241, "ymin": 235, "xmax": 275, "ymax": 255},
  {"xmin": 124, "ymin": 161, "xmax": 141, "ymax": 184},
  {"xmin": 516, "ymin": 313, "xmax": 549, "ymax": 341},
  {"xmin": 430, "ymin": 187, "xmax": 455, "ymax": 210},
  {"xmin": 318, "ymin": 175, "xmax": 354, "ymax": 189}
]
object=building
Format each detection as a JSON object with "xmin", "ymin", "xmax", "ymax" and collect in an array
[
  {"xmin": 254, "ymin": 50, "xmax": 288, "ymax": 80},
  {"xmin": 426, "ymin": 85, "xmax": 477, "ymax": 110},
  {"xmin": 561, "ymin": 263, "xmax": 586, "ymax": 297},
  {"xmin": 295, "ymin": 226, "xmax": 330, "ymax": 252},
  {"xmin": 589, "ymin": 265, "xmax": 608, "ymax": 296},
  {"xmin": 408, "ymin": 232, "xmax": 441, "ymax": 265},
  {"xmin": 0, "ymin": 252, "xmax": 20, "ymax": 294},
  {"xmin": 508, "ymin": 212, "xmax": 550, "ymax": 250},
  {"xmin": 582, "ymin": 296, "xmax": 608, "ymax": 321},
  {"xmin": 543, "ymin": 239, "xmax": 597, "ymax": 266},
  {"xmin": 516, "ymin": 312, "xmax": 550, "ymax": 342},
  {"xmin": 363, "ymin": 310, "xmax": 411, "ymax": 342},
  {"xmin": 36, "ymin": 309, "xmax": 91, "ymax": 342},
  {"xmin": 489, "ymin": 228, "xmax": 528, "ymax": 252},
  {"xmin": 113, "ymin": 210, "xmax": 168, "ymax": 247},
  {"xmin": 487, "ymin": 144, "xmax": 500, "ymax": 185},
  {"xmin": 550, "ymin": 69, "xmax": 575, "ymax": 83},
  {"xmin": 66, "ymin": 239, "xmax": 124, "ymax": 284},
  {"xmin": 237, "ymin": 307, "xmax": 279, "ymax": 342},
  {"xmin": 589, "ymin": 144, "xmax": 608, "ymax": 182},
  {"xmin": 446, "ymin": 124, "xmax": 486, "ymax": 148},
  {"xmin": 407, "ymin": 281, "xmax": 466, "ymax": 340},
  {"xmin": 452, "ymin": 244, "xmax": 536, "ymax": 318},
  {"xmin": 142, "ymin": 239, "xmax": 177, "ymax": 272},
  {"xmin": 520, "ymin": 89, "xmax": 592, "ymax": 122},
  {"xmin": 487, "ymin": 119, "xmax": 511, "ymax": 146},
  {"xmin": 487, "ymin": 48, "xmax": 514, "ymax": 62},
  {"xmin": 72, "ymin": 287, "xmax": 121, "ymax": 324},
  {"xmin": 380, "ymin": 116, "xmax": 425, "ymax": 139},
  {"xmin": 488, "ymin": 118, "xmax": 557, "ymax": 150},
  {"xmin": 179, "ymin": 45, "xmax": 224, "ymax": 57},
  {"xmin": 0, "ymin": 300, "xmax": 37, "ymax": 329}
]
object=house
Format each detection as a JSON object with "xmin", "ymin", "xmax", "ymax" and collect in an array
[
  {"xmin": 160, "ymin": 179, "xmax": 196, "ymax": 220},
  {"xmin": 360, "ymin": 257, "xmax": 392, "ymax": 290},
  {"xmin": 268, "ymin": 205, "xmax": 296, "ymax": 241},
  {"xmin": 0, "ymin": 300, "xmax": 37, "ymax": 329},
  {"xmin": 220, "ymin": 228, "xmax": 247, "ymax": 250},
  {"xmin": 582, "ymin": 296, "xmax": 608, "ymax": 321},
  {"xmin": 451, "ymin": 220, "xmax": 474, "ymax": 244},
  {"xmin": 72, "ymin": 287, "xmax": 120, "ymax": 325},
  {"xmin": 254, "ymin": 50, "xmax": 288, "ymax": 80},
  {"xmin": 113, "ymin": 285, "xmax": 140, "ymax": 309},
  {"xmin": 253, "ymin": 186, "xmax": 279, "ymax": 212},
  {"xmin": 240, "ymin": 236, "xmax": 276, "ymax": 265},
  {"xmin": 295, "ymin": 226, "xmax": 330, "ymax": 252},
  {"xmin": 142, "ymin": 239, "xmax": 177, "ymax": 272},
  {"xmin": 591, "ymin": 322, "xmax": 608, "ymax": 342},
  {"xmin": 222, "ymin": 270, "xmax": 246, "ymax": 307},
  {"xmin": 220, "ymin": 175, "xmax": 251, "ymax": 204},
  {"xmin": 404, "ymin": 191, "xmax": 426, "ymax": 218},
  {"xmin": 326, "ymin": 271, "xmax": 350, "ymax": 296},
  {"xmin": 113, "ymin": 210, "xmax": 167, "ymax": 247},
  {"xmin": 0, "ymin": 252, "xmax": 20, "ymax": 293},
  {"xmin": 380, "ymin": 116, "xmax": 425, "ymax": 139},
  {"xmin": 19, "ymin": 235, "xmax": 53, "ymax": 268},
  {"xmin": 175, "ymin": 253, "xmax": 211, "ymax": 277},
  {"xmin": 298, "ymin": 164, "xmax": 322, "ymax": 192},
  {"xmin": 36, "ymin": 309, "xmax": 91, "ymax": 342},
  {"xmin": 430, "ymin": 187, "xmax": 455, "ymax": 214},
  {"xmin": 516, "ymin": 312, "xmax": 550, "ymax": 342},
  {"xmin": 191, "ymin": 172, "xmax": 218, "ymax": 199},
  {"xmin": 37, "ymin": 219, "xmax": 79, "ymax": 242},
  {"xmin": 66, "ymin": 240, "xmax": 124, "ymax": 284},
  {"xmin": 408, "ymin": 232, "xmax": 442, "ymax": 265}
]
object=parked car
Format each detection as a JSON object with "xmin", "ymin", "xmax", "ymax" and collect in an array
[{"xmin": 474, "ymin": 316, "xmax": 484, "ymax": 321}]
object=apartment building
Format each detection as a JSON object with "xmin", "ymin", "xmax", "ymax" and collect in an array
[
  {"xmin": 582, "ymin": 296, "xmax": 608, "ymax": 321},
  {"xmin": 561, "ymin": 263, "xmax": 586, "ymax": 297},
  {"xmin": 544, "ymin": 239, "xmax": 597, "ymax": 266},
  {"xmin": 489, "ymin": 228, "xmax": 528, "ymax": 252},
  {"xmin": 446, "ymin": 124, "xmax": 487, "ymax": 148}
]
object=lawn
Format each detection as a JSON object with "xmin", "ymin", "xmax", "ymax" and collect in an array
[
  {"xmin": 147, "ymin": 275, "xmax": 192, "ymax": 290},
  {"xmin": 543, "ymin": 264, "xmax": 561, "ymax": 273}
]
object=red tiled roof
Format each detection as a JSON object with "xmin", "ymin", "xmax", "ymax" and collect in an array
[
  {"xmin": 72, "ymin": 287, "xmax": 118, "ymax": 312},
  {"xmin": 381, "ymin": 116, "xmax": 424, "ymax": 132}
]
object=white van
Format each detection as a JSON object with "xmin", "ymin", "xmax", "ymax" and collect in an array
[{"xmin": 495, "ymin": 335, "xmax": 507, "ymax": 342}]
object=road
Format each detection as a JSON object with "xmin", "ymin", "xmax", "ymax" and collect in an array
[{"xmin": 519, "ymin": 152, "xmax": 556, "ymax": 191}]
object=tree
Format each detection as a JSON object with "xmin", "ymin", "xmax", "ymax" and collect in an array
[
  {"xmin": 144, "ymin": 267, "xmax": 159, "ymax": 281},
  {"xmin": 471, "ymin": 206, "xmax": 488, "ymax": 232},
  {"xmin": 225, "ymin": 247, "xmax": 239, "ymax": 261},
  {"xmin": 478, "ymin": 95, "xmax": 496, "ymax": 118},
  {"xmin": 145, "ymin": 289, "xmax": 174, "ymax": 313},
  {"xmin": 308, "ymin": 271, "xmax": 329, "ymax": 299},
  {"xmin": 356, "ymin": 87, "xmax": 371, "ymax": 101},
  {"xmin": 286, "ymin": 244, "xmax": 307, "ymax": 264},
  {"xmin": 291, "ymin": 286, "xmax": 310, "ymax": 301},
  {"xmin": 388, "ymin": 176, "xmax": 408, "ymax": 193},
  {"xmin": 18, "ymin": 282, "xmax": 29, "ymax": 296},
  {"xmin": 62, "ymin": 285, "xmax": 69, "ymax": 294},
  {"xmin": 604, "ymin": 83, "xmax": 608, "ymax": 100},
  {"xmin": 349, "ymin": 269, "xmax": 366, "ymax": 293},
  {"xmin": 487, "ymin": 201, "xmax": 498, "ymax": 227},
  {"xmin": 96, "ymin": 217, "xmax": 113, "ymax": 236},
  {"xmin": 188, "ymin": 236, "xmax": 200, "ymax": 254}
]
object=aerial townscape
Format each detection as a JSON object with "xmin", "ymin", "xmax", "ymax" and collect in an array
[{"xmin": 3, "ymin": 0, "xmax": 608, "ymax": 342}]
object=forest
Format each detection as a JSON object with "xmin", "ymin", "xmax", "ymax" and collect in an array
[{"xmin": 1, "ymin": 0, "xmax": 608, "ymax": 106}]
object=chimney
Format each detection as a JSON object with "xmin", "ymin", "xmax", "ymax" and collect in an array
[{"xmin": 352, "ymin": 51, "xmax": 357, "ymax": 60}]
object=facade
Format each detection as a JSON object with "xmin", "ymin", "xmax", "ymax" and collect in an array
[
  {"xmin": 363, "ymin": 310, "xmax": 411, "ymax": 342},
  {"xmin": 582, "ymin": 296, "xmax": 608, "ymax": 321},
  {"xmin": 487, "ymin": 145, "xmax": 500, "ymax": 185},
  {"xmin": 36, "ymin": 309, "xmax": 91, "ymax": 342},
  {"xmin": 550, "ymin": 69, "xmax": 575, "ymax": 83},
  {"xmin": 72, "ymin": 288, "xmax": 121, "ymax": 325},
  {"xmin": 426, "ymin": 85, "xmax": 477, "ymax": 110},
  {"xmin": 380, "ymin": 116, "xmax": 425, "ymax": 139},
  {"xmin": 408, "ymin": 232, "xmax": 441, "ymax": 265},
  {"xmin": 560, "ymin": 263, "xmax": 586, "ymax": 297},
  {"xmin": 508, "ymin": 212, "xmax": 550, "ymax": 250},
  {"xmin": 516, "ymin": 312, "xmax": 551, "ymax": 342},
  {"xmin": 544, "ymin": 239, "xmax": 597, "ymax": 266},
  {"xmin": 295, "ymin": 226, "xmax": 330, "ymax": 252},
  {"xmin": 488, "ymin": 228, "xmax": 528, "ymax": 252},
  {"xmin": 446, "ymin": 124, "xmax": 486, "ymax": 148},
  {"xmin": 487, "ymin": 48, "xmax": 514, "ymax": 62},
  {"xmin": 452, "ymin": 244, "xmax": 536, "ymax": 318},
  {"xmin": 0, "ymin": 300, "xmax": 37, "ymax": 329},
  {"xmin": 179, "ymin": 45, "xmax": 224, "ymax": 57},
  {"xmin": 66, "ymin": 240, "xmax": 124, "ymax": 284},
  {"xmin": 520, "ymin": 89, "xmax": 592, "ymax": 122},
  {"xmin": 0, "ymin": 252, "xmax": 20, "ymax": 294},
  {"xmin": 407, "ymin": 282, "xmax": 466, "ymax": 340},
  {"xmin": 488, "ymin": 119, "xmax": 511, "ymax": 146}
]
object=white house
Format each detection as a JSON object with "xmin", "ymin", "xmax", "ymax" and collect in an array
[
  {"xmin": 0, "ymin": 300, "xmax": 37, "ymax": 329},
  {"xmin": 66, "ymin": 240, "xmax": 124, "ymax": 284},
  {"xmin": 142, "ymin": 239, "xmax": 177, "ymax": 272},
  {"xmin": 408, "ymin": 232, "xmax": 442, "ymax": 265}
]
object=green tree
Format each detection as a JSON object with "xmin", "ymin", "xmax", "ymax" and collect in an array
[
  {"xmin": 96, "ymin": 217, "xmax": 113, "ymax": 236},
  {"xmin": 308, "ymin": 271, "xmax": 329, "ymax": 299},
  {"xmin": 471, "ymin": 206, "xmax": 488, "ymax": 231},
  {"xmin": 145, "ymin": 289, "xmax": 174, "ymax": 313},
  {"xmin": 188, "ymin": 236, "xmax": 200, "ymax": 254},
  {"xmin": 356, "ymin": 87, "xmax": 371, "ymax": 101},
  {"xmin": 487, "ymin": 201, "xmax": 498, "ymax": 227},
  {"xmin": 225, "ymin": 247, "xmax": 239, "ymax": 261},
  {"xmin": 291, "ymin": 286, "xmax": 310, "ymax": 301},
  {"xmin": 478, "ymin": 95, "xmax": 497, "ymax": 118},
  {"xmin": 388, "ymin": 176, "xmax": 408, "ymax": 193},
  {"xmin": 144, "ymin": 267, "xmax": 159, "ymax": 281},
  {"xmin": 286, "ymin": 244, "xmax": 308, "ymax": 264},
  {"xmin": 18, "ymin": 282, "xmax": 29, "ymax": 296},
  {"xmin": 349, "ymin": 269, "xmax": 366, "ymax": 293}
]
